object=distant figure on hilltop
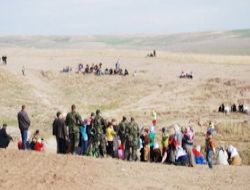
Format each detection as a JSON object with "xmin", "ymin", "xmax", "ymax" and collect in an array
[
  {"xmin": 17, "ymin": 105, "xmax": 31, "ymax": 150},
  {"xmin": 153, "ymin": 50, "xmax": 156, "ymax": 57},
  {"xmin": 22, "ymin": 66, "xmax": 25, "ymax": 76},
  {"xmin": 2, "ymin": 56, "xmax": 7, "ymax": 64}
]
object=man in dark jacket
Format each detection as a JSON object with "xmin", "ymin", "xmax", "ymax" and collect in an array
[
  {"xmin": 52, "ymin": 111, "xmax": 61, "ymax": 153},
  {"xmin": 17, "ymin": 105, "xmax": 31, "ymax": 150},
  {"xmin": 56, "ymin": 113, "xmax": 68, "ymax": 154},
  {"xmin": 0, "ymin": 124, "xmax": 13, "ymax": 148}
]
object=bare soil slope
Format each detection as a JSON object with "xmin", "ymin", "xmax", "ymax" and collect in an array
[{"xmin": 0, "ymin": 149, "xmax": 249, "ymax": 190}]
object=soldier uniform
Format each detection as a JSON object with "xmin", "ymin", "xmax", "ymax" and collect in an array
[
  {"xmin": 124, "ymin": 118, "xmax": 139, "ymax": 161},
  {"xmin": 118, "ymin": 117, "xmax": 128, "ymax": 146},
  {"xmin": 93, "ymin": 110, "xmax": 107, "ymax": 157},
  {"xmin": 65, "ymin": 110, "xmax": 82, "ymax": 154}
]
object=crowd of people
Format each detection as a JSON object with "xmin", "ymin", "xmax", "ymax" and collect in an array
[
  {"xmin": 179, "ymin": 71, "xmax": 193, "ymax": 79},
  {"xmin": 0, "ymin": 105, "xmax": 243, "ymax": 169},
  {"xmin": 218, "ymin": 103, "xmax": 249, "ymax": 114},
  {"xmin": 61, "ymin": 60, "xmax": 129, "ymax": 76},
  {"xmin": 147, "ymin": 50, "xmax": 157, "ymax": 57},
  {"xmin": 50, "ymin": 105, "xmax": 242, "ymax": 169}
]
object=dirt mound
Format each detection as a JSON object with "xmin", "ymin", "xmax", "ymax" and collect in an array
[{"xmin": 0, "ymin": 149, "xmax": 250, "ymax": 190}]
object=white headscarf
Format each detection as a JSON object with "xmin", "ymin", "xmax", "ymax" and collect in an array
[
  {"xmin": 228, "ymin": 145, "xmax": 239, "ymax": 158},
  {"xmin": 173, "ymin": 124, "xmax": 180, "ymax": 133},
  {"xmin": 154, "ymin": 143, "xmax": 159, "ymax": 149}
]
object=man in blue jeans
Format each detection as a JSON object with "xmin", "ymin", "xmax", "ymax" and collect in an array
[{"xmin": 17, "ymin": 105, "xmax": 31, "ymax": 150}]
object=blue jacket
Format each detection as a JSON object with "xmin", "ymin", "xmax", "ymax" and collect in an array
[{"xmin": 80, "ymin": 125, "xmax": 88, "ymax": 141}]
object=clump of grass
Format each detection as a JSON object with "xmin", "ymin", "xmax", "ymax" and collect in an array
[{"xmin": 215, "ymin": 121, "xmax": 250, "ymax": 138}]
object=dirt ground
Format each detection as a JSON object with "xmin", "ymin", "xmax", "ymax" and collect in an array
[{"xmin": 0, "ymin": 149, "xmax": 249, "ymax": 190}]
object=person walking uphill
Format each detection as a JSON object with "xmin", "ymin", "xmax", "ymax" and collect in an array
[
  {"xmin": 65, "ymin": 104, "xmax": 82, "ymax": 154},
  {"xmin": 17, "ymin": 105, "xmax": 31, "ymax": 150}
]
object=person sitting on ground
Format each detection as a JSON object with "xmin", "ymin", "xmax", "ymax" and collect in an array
[
  {"xmin": 109, "ymin": 68, "xmax": 113, "ymax": 75},
  {"xmin": 231, "ymin": 104, "xmax": 237, "ymax": 112},
  {"xmin": 30, "ymin": 129, "xmax": 41, "ymax": 150},
  {"xmin": 105, "ymin": 68, "xmax": 109, "ymax": 75},
  {"xmin": 0, "ymin": 124, "xmax": 13, "ymax": 148},
  {"xmin": 152, "ymin": 143, "xmax": 162, "ymax": 163},
  {"xmin": 186, "ymin": 71, "xmax": 193, "ymax": 79},
  {"xmin": 216, "ymin": 144, "xmax": 229, "ymax": 165},
  {"xmin": 34, "ymin": 138, "xmax": 44, "ymax": 152},
  {"xmin": 180, "ymin": 71, "xmax": 185, "ymax": 78},
  {"xmin": 192, "ymin": 145, "xmax": 206, "ymax": 165},
  {"xmin": 219, "ymin": 103, "xmax": 225, "ymax": 112},
  {"xmin": 238, "ymin": 104, "xmax": 244, "ymax": 113},
  {"xmin": 85, "ymin": 64, "xmax": 90, "ymax": 73},
  {"xmin": 124, "ymin": 69, "xmax": 129, "ymax": 76},
  {"xmin": 227, "ymin": 145, "xmax": 242, "ymax": 166},
  {"xmin": 175, "ymin": 146, "xmax": 189, "ymax": 166}
]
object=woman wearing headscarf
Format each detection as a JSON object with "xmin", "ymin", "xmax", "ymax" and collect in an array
[
  {"xmin": 227, "ymin": 145, "xmax": 242, "ymax": 166},
  {"xmin": 216, "ymin": 144, "xmax": 229, "ymax": 165}
]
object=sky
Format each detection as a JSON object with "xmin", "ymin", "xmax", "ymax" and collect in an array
[{"xmin": 0, "ymin": 0, "xmax": 249, "ymax": 35}]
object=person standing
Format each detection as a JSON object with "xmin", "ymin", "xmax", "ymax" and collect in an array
[
  {"xmin": 149, "ymin": 126, "xmax": 155, "ymax": 161},
  {"xmin": 183, "ymin": 127, "xmax": 195, "ymax": 167},
  {"xmin": 93, "ymin": 109, "xmax": 107, "ymax": 157},
  {"xmin": 57, "ymin": 113, "xmax": 68, "ymax": 154},
  {"xmin": 125, "ymin": 117, "xmax": 139, "ymax": 161},
  {"xmin": 118, "ymin": 116, "xmax": 128, "ymax": 148},
  {"xmin": 65, "ymin": 104, "xmax": 82, "ymax": 154},
  {"xmin": 17, "ymin": 105, "xmax": 31, "ymax": 150},
  {"xmin": 205, "ymin": 130, "xmax": 216, "ymax": 169},
  {"xmin": 52, "ymin": 111, "xmax": 61, "ymax": 153},
  {"xmin": 106, "ymin": 122, "xmax": 116, "ymax": 157},
  {"xmin": 80, "ymin": 120, "xmax": 88, "ymax": 155}
]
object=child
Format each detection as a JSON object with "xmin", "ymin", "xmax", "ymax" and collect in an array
[
  {"xmin": 106, "ymin": 122, "xmax": 116, "ymax": 157},
  {"xmin": 117, "ymin": 140, "xmax": 124, "ymax": 160},
  {"xmin": 30, "ymin": 130, "xmax": 40, "ymax": 150},
  {"xmin": 205, "ymin": 131, "xmax": 216, "ymax": 169},
  {"xmin": 80, "ymin": 120, "xmax": 88, "ymax": 155},
  {"xmin": 34, "ymin": 138, "xmax": 44, "ymax": 152}
]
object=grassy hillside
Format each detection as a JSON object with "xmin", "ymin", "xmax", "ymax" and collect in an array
[{"xmin": 1, "ymin": 29, "xmax": 250, "ymax": 55}]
